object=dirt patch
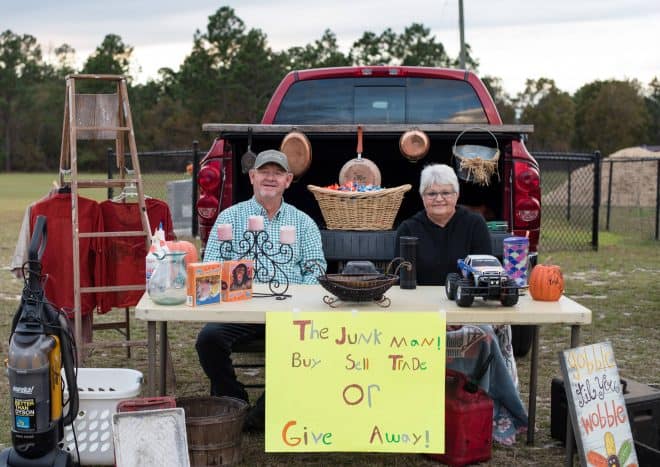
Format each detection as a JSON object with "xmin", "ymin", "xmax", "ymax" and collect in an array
[{"xmin": 545, "ymin": 147, "xmax": 660, "ymax": 206}]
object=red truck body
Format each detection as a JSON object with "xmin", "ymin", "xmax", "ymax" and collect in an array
[{"xmin": 198, "ymin": 66, "xmax": 540, "ymax": 255}]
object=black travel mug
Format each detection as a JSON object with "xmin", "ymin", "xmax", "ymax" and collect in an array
[{"xmin": 399, "ymin": 236, "xmax": 417, "ymax": 289}]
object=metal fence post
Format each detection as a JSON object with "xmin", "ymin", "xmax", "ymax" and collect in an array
[
  {"xmin": 656, "ymin": 159, "xmax": 660, "ymax": 241},
  {"xmin": 606, "ymin": 159, "xmax": 613, "ymax": 231},
  {"xmin": 192, "ymin": 140, "xmax": 199, "ymax": 238},
  {"xmin": 592, "ymin": 151, "xmax": 601, "ymax": 251},
  {"xmin": 566, "ymin": 159, "xmax": 572, "ymax": 222}
]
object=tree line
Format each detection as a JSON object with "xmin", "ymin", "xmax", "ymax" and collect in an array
[{"xmin": 1, "ymin": 6, "xmax": 659, "ymax": 172}]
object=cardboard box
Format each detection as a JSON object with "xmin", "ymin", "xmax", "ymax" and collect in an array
[
  {"xmin": 221, "ymin": 260, "xmax": 253, "ymax": 302},
  {"xmin": 186, "ymin": 262, "xmax": 222, "ymax": 306}
]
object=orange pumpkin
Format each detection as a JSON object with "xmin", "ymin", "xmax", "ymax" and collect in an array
[
  {"xmin": 529, "ymin": 264, "xmax": 564, "ymax": 301},
  {"xmin": 166, "ymin": 240, "xmax": 199, "ymax": 265}
]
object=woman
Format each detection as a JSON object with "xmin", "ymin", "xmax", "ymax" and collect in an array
[
  {"xmin": 396, "ymin": 163, "xmax": 491, "ymax": 285},
  {"xmin": 396, "ymin": 164, "xmax": 527, "ymax": 445}
]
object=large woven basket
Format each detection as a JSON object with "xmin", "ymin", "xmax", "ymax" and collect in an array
[{"xmin": 307, "ymin": 184, "xmax": 412, "ymax": 230}]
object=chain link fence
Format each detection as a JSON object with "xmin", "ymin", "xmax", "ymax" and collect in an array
[
  {"xmin": 534, "ymin": 151, "xmax": 660, "ymax": 252},
  {"xmin": 534, "ymin": 152, "xmax": 601, "ymax": 252},
  {"xmin": 601, "ymin": 157, "xmax": 660, "ymax": 241}
]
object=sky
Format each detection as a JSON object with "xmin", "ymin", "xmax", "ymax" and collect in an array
[{"xmin": 4, "ymin": 0, "xmax": 660, "ymax": 96}]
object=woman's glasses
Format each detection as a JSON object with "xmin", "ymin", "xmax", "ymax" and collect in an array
[{"xmin": 423, "ymin": 191, "xmax": 456, "ymax": 199}]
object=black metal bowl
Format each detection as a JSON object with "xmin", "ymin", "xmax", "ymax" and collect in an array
[{"xmin": 317, "ymin": 273, "xmax": 398, "ymax": 302}]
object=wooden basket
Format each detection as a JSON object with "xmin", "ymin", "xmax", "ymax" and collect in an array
[
  {"xmin": 307, "ymin": 184, "xmax": 412, "ymax": 230},
  {"xmin": 177, "ymin": 396, "xmax": 248, "ymax": 466}
]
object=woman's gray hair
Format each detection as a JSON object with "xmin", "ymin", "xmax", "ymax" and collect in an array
[{"xmin": 419, "ymin": 164, "xmax": 459, "ymax": 195}]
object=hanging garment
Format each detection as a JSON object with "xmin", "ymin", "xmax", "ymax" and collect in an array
[
  {"xmin": 11, "ymin": 191, "xmax": 57, "ymax": 277},
  {"xmin": 29, "ymin": 193, "xmax": 105, "ymax": 318},
  {"xmin": 98, "ymin": 198, "xmax": 175, "ymax": 310}
]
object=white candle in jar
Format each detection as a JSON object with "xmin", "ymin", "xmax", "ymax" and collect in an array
[
  {"xmin": 279, "ymin": 225, "xmax": 296, "ymax": 244},
  {"xmin": 217, "ymin": 223, "xmax": 233, "ymax": 241},
  {"xmin": 247, "ymin": 215, "xmax": 264, "ymax": 231}
]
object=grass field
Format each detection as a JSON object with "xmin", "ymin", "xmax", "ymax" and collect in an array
[{"xmin": 1, "ymin": 173, "xmax": 659, "ymax": 466}]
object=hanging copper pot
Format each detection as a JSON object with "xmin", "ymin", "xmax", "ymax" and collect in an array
[
  {"xmin": 399, "ymin": 129, "xmax": 430, "ymax": 162},
  {"xmin": 338, "ymin": 125, "xmax": 382, "ymax": 186},
  {"xmin": 280, "ymin": 130, "xmax": 312, "ymax": 179}
]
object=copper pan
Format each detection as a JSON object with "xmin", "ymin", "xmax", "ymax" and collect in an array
[
  {"xmin": 399, "ymin": 129, "xmax": 430, "ymax": 162},
  {"xmin": 338, "ymin": 125, "xmax": 381, "ymax": 186},
  {"xmin": 280, "ymin": 130, "xmax": 312, "ymax": 179}
]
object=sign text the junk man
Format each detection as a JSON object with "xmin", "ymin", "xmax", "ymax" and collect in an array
[{"xmin": 265, "ymin": 311, "xmax": 446, "ymax": 452}]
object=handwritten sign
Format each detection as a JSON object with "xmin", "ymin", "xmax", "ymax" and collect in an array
[
  {"xmin": 559, "ymin": 341, "xmax": 638, "ymax": 466},
  {"xmin": 265, "ymin": 311, "xmax": 446, "ymax": 453}
]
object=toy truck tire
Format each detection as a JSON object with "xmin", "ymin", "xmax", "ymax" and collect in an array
[
  {"xmin": 445, "ymin": 273, "xmax": 460, "ymax": 300},
  {"xmin": 500, "ymin": 284, "xmax": 519, "ymax": 307},
  {"xmin": 456, "ymin": 280, "xmax": 474, "ymax": 307}
]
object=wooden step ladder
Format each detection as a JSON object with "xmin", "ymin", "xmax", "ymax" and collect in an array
[{"xmin": 59, "ymin": 74, "xmax": 152, "ymax": 362}]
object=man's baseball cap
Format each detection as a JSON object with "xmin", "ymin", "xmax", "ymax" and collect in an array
[{"xmin": 253, "ymin": 149, "xmax": 290, "ymax": 172}]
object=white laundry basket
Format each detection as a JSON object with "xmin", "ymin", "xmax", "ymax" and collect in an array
[{"xmin": 60, "ymin": 368, "xmax": 143, "ymax": 465}]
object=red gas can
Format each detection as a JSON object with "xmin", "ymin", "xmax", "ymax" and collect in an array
[{"xmin": 428, "ymin": 369, "xmax": 493, "ymax": 466}]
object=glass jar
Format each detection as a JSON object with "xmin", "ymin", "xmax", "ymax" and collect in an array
[{"xmin": 147, "ymin": 252, "xmax": 187, "ymax": 305}]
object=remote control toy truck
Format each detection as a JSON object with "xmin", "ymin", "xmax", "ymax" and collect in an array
[{"xmin": 445, "ymin": 254, "xmax": 519, "ymax": 307}]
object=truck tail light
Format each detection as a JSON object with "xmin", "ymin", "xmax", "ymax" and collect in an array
[
  {"xmin": 197, "ymin": 164, "xmax": 220, "ymax": 192},
  {"xmin": 197, "ymin": 164, "xmax": 220, "ymax": 193},
  {"xmin": 512, "ymin": 161, "xmax": 541, "ymax": 240},
  {"xmin": 196, "ymin": 193, "xmax": 219, "ymax": 220},
  {"xmin": 515, "ymin": 197, "xmax": 541, "ymax": 223},
  {"xmin": 196, "ymin": 138, "xmax": 234, "ymax": 249}
]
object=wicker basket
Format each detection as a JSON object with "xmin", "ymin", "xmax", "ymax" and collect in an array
[{"xmin": 307, "ymin": 184, "xmax": 412, "ymax": 230}]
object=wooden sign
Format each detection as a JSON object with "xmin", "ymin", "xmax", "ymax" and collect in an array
[
  {"xmin": 264, "ymin": 311, "xmax": 446, "ymax": 453},
  {"xmin": 559, "ymin": 341, "xmax": 638, "ymax": 466}
]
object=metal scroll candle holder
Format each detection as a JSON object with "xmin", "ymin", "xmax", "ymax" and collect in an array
[{"xmin": 218, "ymin": 230, "xmax": 293, "ymax": 299}]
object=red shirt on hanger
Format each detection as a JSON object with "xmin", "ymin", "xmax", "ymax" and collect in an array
[
  {"xmin": 30, "ymin": 193, "xmax": 105, "ymax": 318},
  {"xmin": 98, "ymin": 198, "xmax": 175, "ymax": 310}
]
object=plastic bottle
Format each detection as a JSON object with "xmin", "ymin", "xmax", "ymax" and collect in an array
[{"xmin": 146, "ymin": 224, "xmax": 168, "ymax": 284}]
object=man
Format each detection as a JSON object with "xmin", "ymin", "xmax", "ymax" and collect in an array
[{"xmin": 196, "ymin": 149, "xmax": 326, "ymax": 431}]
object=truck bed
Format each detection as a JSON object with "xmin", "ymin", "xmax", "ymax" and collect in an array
[{"xmin": 203, "ymin": 122, "xmax": 533, "ymax": 231}]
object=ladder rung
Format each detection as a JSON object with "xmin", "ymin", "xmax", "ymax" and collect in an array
[
  {"xmin": 76, "ymin": 178, "xmax": 140, "ymax": 188},
  {"xmin": 75, "ymin": 126, "xmax": 131, "ymax": 132},
  {"xmin": 67, "ymin": 74, "xmax": 125, "ymax": 81},
  {"xmin": 79, "ymin": 231, "xmax": 148, "ymax": 239},
  {"xmin": 83, "ymin": 339, "xmax": 149, "ymax": 350},
  {"xmin": 81, "ymin": 285, "xmax": 145, "ymax": 293},
  {"xmin": 92, "ymin": 322, "xmax": 129, "ymax": 331}
]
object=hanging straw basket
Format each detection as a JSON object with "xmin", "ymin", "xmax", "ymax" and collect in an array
[
  {"xmin": 307, "ymin": 184, "xmax": 412, "ymax": 230},
  {"xmin": 452, "ymin": 127, "xmax": 500, "ymax": 186}
]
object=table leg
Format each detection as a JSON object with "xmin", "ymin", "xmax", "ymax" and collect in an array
[
  {"xmin": 565, "ymin": 325, "xmax": 581, "ymax": 466},
  {"xmin": 159, "ymin": 321, "xmax": 168, "ymax": 396},
  {"xmin": 527, "ymin": 325, "xmax": 540, "ymax": 445},
  {"xmin": 147, "ymin": 321, "xmax": 156, "ymax": 397}
]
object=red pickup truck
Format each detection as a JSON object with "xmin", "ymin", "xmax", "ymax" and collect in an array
[
  {"xmin": 197, "ymin": 66, "xmax": 539, "ymax": 355},
  {"xmin": 197, "ymin": 65, "xmax": 540, "ymax": 257}
]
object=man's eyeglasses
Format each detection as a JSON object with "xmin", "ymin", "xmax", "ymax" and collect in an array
[{"xmin": 423, "ymin": 191, "xmax": 456, "ymax": 199}]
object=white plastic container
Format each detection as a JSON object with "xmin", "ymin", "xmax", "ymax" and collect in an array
[{"xmin": 61, "ymin": 368, "xmax": 143, "ymax": 466}]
